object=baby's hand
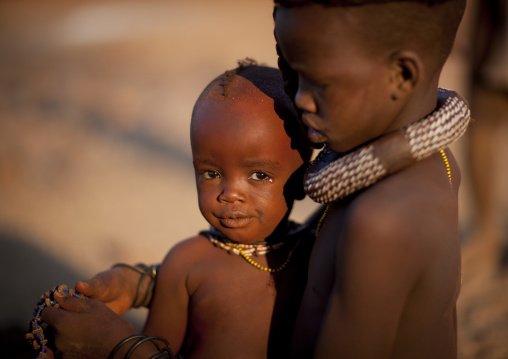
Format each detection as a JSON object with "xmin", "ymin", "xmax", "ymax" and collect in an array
[{"xmin": 75, "ymin": 265, "xmax": 141, "ymax": 315}]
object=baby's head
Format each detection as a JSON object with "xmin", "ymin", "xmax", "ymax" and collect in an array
[
  {"xmin": 191, "ymin": 60, "xmax": 312, "ymax": 243},
  {"xmin": 274, "ymin": 0, "xmax": 466, "ymax": 152}
]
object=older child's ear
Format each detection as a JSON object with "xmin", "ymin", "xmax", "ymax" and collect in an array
[{"xmin": 389, "ymin": 50, "xmax": 422, "ymax": 100}]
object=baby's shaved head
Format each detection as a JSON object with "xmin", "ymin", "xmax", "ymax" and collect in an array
[
  {"xmin": 195, "ymin": 59, "xmax": 295, "ymax": 112},
  {"xmin": 192, "ymin": 59, "xmax": 312, "ymax": 163}
]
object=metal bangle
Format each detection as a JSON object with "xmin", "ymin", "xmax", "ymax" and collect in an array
[
  {"xmin": 111, "ymin": 263, "xmax": 160, "ymax": 308},
  {"xmin": 108, "ymin": 335, "xmax": 145, "ymax": 359}
]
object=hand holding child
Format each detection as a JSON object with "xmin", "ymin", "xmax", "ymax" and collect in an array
[{"xmin": 41, "ymin": 291, "xmax": 139, "ymax": 358}]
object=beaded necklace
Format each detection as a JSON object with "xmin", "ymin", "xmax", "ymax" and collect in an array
[
  {"xmin": 304, "ymin": 88, "xmax": 469, "ymax": 204},
  {"xmin": 208, "ymin": 237, "xmax": 285, "ymax": 256},
  {"xmin": 201, "ymin": 227, "xmax": 301, "ymax": 273},
  {"xmin": 315, "ymin": 149, "xmax": 453, "ymax": 238},
  {"xmin": 440, "ymin": 149, "xmax": 452, "ymax": 186}
]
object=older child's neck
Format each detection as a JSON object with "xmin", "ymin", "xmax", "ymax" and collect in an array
[{"xmin": 396, "ymin": 80, "xmax": 441, "ymax": 131}]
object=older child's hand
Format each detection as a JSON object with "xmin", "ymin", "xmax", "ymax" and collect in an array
[
  {"xmin": 75, "ymin": 266, "xmax": 141, "ymax": 315},
  {"xmin": 41, "ymin": 291, "xmax": 138, "ymax": 359}
]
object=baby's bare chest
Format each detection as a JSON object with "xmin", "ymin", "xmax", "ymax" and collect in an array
[{"xmin": 189, "ymin": 262, "xmax": 276, "ymax": 322}]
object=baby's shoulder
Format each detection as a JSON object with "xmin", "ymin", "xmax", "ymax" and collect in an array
[{"xmin": 162, "ymin": 234, "xmax": 216, "ymax": 269}]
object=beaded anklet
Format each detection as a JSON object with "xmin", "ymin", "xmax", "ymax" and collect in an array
[{"xmin": 26, "ymin": 285, "xmax": 86, "ymax": 358}]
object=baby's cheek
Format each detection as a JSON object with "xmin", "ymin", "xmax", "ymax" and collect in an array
[{"xmin": 197, "ymin": 195, "xmax": 213, "ymax": 218}]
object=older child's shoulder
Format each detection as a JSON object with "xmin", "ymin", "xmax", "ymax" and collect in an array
[{"xmin": 338, "ymin": 153, "xmax": 458, "ymax": 256}]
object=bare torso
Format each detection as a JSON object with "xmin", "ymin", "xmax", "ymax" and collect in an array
[
  {"xmin": 145, "ymin": 229, "xmax": 312, "ymax": 359},
  {"xmin": 292, "ymin": 151, "xmax": 462, "ymax": 359}
]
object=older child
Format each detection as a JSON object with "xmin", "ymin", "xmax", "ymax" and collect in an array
[
  {"xmin": 40, "ymin": 61, "xmax": 315, "ymax": 358},
  {"xmin": 273, "ymin": 0, "xmax": 469, "ymax": 358}
]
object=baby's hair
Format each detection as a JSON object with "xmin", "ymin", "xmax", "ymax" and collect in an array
[
  {"xmin": 219, "ymin": 58, "xmax": 259, "ymax": 98},
  {"xmin": 193, "ymin": 59, "xmax": 313, "ymax": 162},
  {"xmin": 274, "ymin": 0, "xmax": 466, "ymax": 99}
]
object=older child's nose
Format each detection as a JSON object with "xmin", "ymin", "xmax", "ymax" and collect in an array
[
  {"xmin": 218, "ymin": 181, "xmax": 246, "ymax": 203},
  {"xmin": 294, "ymin": 84, "xmax": 317, "ymax": 113}
]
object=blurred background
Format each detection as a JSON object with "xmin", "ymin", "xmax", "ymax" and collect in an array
[{"xmin": 0, "ymin": 0, "xmax": 507, "ymax": 358}]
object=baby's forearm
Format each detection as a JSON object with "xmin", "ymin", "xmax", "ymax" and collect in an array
[{"xmin": 111, "ymin": 263, "xmax": 160, "ymax": 308}]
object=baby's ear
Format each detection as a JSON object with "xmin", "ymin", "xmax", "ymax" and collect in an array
[{"xmin": 389, "ymin": 50, "xmax": 422, "ymax": 100}]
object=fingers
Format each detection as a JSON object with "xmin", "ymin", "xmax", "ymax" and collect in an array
[
  {"xmin": 75, "ymin": 268, "xmax": 125, "ymax": 301},
  {"xmin": 45, "ymin": 347, "xmax": 56, "ymax": 359},
  {"xmin": 40, "ymin": 305, "xmax": 66, "ymax": 328},
  {"xmin": 75, "ymin": 280, "xmax": 94, "ymax": 297},
  {"xmin": 75, "ymin": 275, "xmax": 108, "ymax": 299}
]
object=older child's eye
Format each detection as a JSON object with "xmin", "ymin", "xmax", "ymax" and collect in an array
[
  {"xmin": 203, "ymin": 170, "xmax": 220, "ymax": 179},
  {"xmin": 249, "ymin": 172, "xmax": 273, "ymax": 182}
]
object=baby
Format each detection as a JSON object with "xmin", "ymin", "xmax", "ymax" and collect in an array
[{"xmin": 40, "ymin": 60, "xmax": 315, "ymax": 359}]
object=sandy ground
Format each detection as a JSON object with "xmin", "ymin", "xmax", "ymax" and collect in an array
[{"xmin": 0, "ymin": 1, "xmax": 507, "ymax": 358}]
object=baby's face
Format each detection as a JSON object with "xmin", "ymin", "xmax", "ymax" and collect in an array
[
  {"xmin": 191, "ymin": 82, "xmax": 304, "ymax": 243},
  {"xmin": 275, "ymin": 5, "xmax": 398, "ymax": 153}
]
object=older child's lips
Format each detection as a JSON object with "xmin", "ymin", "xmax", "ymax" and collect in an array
[
  {"xmin": 302, "ymin": 112, "xmax": 326, "ymax": 144},
  {"xmin": 307, "ymin": 126, "xmax": 327, "ymax": 144},
  {"xmin": 219, "ymin": 216, "xmax": 252, "ymax": 229}
]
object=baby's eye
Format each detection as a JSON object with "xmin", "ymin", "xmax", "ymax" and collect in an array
[
  {"xmin": 203, "ymin": 170, "xmax": 221, "ymax": 179},
  {"xmin": 249, "ymin": 172, "xmax": 273, "ymax": 182}
]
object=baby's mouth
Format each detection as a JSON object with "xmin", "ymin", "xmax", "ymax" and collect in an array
[{"xmin": 218, "ymin": 215, "xmax": 252, "ymax": 229}]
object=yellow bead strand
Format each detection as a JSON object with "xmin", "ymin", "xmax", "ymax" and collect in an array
[
  {"xmin": 315, "ymin": 204, "xmax": 331, "ymax": 238},
  {"xmin": 439, "ymin": 149, "xmax": 452, "ymax": 186},
  {"xmin": 228, "ymin": 240, "xmax": 300, "ymax": 273}
]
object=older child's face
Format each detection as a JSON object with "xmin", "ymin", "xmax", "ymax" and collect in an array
[
  {"xmin": 191, "ymin": 81, "xmax": 304, "ymax": 244},
  {"xmin": 275, "ymin": 5, "xmax": 399, "ymax": 153}
]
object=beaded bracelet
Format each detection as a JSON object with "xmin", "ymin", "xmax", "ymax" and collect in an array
[
  {"xmin": 112, "ymin": 263, "xmax": 159, "ymax": 308},
  {"xmin": 26, "ymin": 284, "xmax": 87, "ymax": 358},
  {"xmin": 108, "ymin": 334, "xmax": 181, "ymax": 359}
]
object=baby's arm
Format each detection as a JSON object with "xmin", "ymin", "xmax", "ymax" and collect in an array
[{"xmin": 143, "ymin": 237, "xmax": 197, "ymax": 353}]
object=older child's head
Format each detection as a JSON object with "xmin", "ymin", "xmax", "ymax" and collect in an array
[
  {"xmin": 273, "ymin": 0, "xmax": 466, "ymax": 153},
  {"xmin": 190, "ymin": 61, "xmax": 312, "ymax": 244}
]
